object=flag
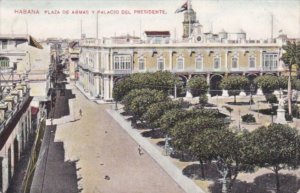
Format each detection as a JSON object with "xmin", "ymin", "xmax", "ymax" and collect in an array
[{"xmin": 175, "ymin": 2, "xmax": 188, "ymax": 13}]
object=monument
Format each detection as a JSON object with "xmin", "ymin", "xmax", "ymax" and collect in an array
[{"xmin": 275, "ymin": 96, "xmax": 287, "ymax": 124}]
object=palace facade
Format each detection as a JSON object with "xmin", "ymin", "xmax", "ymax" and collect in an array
[{"xmin": 77, "ymin": 8, "xmax": 288, "ymax": 101}]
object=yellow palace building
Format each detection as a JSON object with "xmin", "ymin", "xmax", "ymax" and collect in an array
[{"xmin": 77, "ymin": 6, "xmax": 288, "ymax": 101}]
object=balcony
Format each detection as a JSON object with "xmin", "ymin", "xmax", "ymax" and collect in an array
[{"xmin": 110, "ymin": 69, "xmax": 132, "ymax": 75}]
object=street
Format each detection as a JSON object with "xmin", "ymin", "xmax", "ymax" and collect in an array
[{"xmin": 44, "ymin": 83, "xmax": 185, "ymax": 193}]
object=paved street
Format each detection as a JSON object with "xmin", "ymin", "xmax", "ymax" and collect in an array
[{"xmin": 52, "ymin": 83, "xmax": 185, "ymax": 193}]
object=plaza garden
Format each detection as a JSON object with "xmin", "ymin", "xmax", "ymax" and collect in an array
[{"xmin": 112, "ymin": 41, "xmax": 300, "ymax": 193}]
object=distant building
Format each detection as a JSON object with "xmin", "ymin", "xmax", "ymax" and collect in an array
[
  {"xmin": 144, "ymin": 31, "xmax": 170, "ymax": 44},
  {"xmin": 68, "ymin": 41, "xmax": 80, "ymax": 80}
]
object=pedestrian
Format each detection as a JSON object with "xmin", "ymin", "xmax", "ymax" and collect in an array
[
  {"xmin": 138, "ymin": 145, "xmax": 143, "ymax": 156},
  {"xmin": 79, "ymin": 109, "xmax": 82, "ymax": 117}
]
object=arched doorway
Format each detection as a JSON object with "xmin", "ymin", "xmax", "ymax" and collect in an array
[
  {"xmin": 175, "ymin": 75, "xmax": 188, "ymax": 97},
  {"xmin": 210, "ymin": 74, "xmax": 223, "ymax": 96}
]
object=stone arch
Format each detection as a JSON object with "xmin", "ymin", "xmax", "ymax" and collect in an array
[
  {"xmin": 113, "ymin": 76, "xmax": 129, "ymax": 86},
  {"xmin": 246, "ymin": 73, "xmax": 259, "ymax": 83},
  {"xmin": 174, "ymin": 74, "xmax": 188, "ymax": 97},
  {"xmin": 210, "ymin": 74, "xmax": 224, "ymax": 96}
]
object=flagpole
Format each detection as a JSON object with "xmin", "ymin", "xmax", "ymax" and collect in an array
[{"xmin": 188, "ymin": 0, "xmax": 191, "ymax": 40}]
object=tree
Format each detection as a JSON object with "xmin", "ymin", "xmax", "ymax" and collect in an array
[
  {"xmin": 265, "ymin": 94, "xmax": 278, "ymax": 114},
  {"xmin": 113, "ymin": 78, "xmax": 135, "ymax": 109},
  {"xmin": 113, "ymin": 71, "xmax": 179, "ymax": 102},
  {"xmin": 124, "ymin": 89, "xmax": 167, "ymax": 125},
  {"xmin": 220, "ymin": 75, "xmax": 249, "ymax": 104},
  {"xmin": 187, "ymin": 75, "xmax": 208, "ymax": 97},
  {"xmin": 122, "ymin": 88, "xmax": 155, "ymax": 113},
  {"xmin": 194, "ymin": 129, "xmax": 246, "ymax": 193},
  {"xmin": 246, "ymin": 124, "xmax": 300, "ymax": 193},
  {"xmin": 141, "ymin": 99, "xmax": 186, "ymax": 129},
  {"xmin": 159, "ymin": 108, "xmax": 219, "ymax": 134},
  {"xmin": 170, "ymin": 116, "xmax": 226, "ymax": 179},
  {"xmin": 254, "ymin": 75, "xmax": 279, "ymax": 94},
  {"xmin": 281, "ymin": 41, "xmax": 300, "ymax": 115}
]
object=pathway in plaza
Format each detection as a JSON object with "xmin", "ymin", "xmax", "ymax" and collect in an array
[{"xmin": 51, "ymin": 83, "xmax": 185, "ymax": 193}]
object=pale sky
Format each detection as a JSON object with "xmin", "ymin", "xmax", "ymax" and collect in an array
[{"xmin": 0, "ymin": 0, "xmax": 299, "ymax": 40}]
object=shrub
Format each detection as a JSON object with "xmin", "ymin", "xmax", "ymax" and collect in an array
[
  {"xmin": 265, "ymin": 94, "xmax": 278, "ymax": 104},
  {"xmin": 285, "ymin": 114, "xmax": 293, "ymax": 121},
  {"xmin": 242, "ymin": 114, "xmax": 256, "ymax": 123},
  {"xmin": 284, "ymin": 104, "xmax": 300, "ymax": 118}
]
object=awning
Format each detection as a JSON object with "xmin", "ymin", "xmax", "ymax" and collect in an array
[
  {"xmin": 29, "ymin": 35, "xmax": 43, "ymax": 49},
  {"xmin": 31, "ymin": 106, "xmax": 39, "ymax": 115}
]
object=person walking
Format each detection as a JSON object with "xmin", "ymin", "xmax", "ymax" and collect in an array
[
  {"xmin": 79, "ymin": 109, "xmax": 82, "ymax": 117},
  {"xmin": 138, "ymin": 145, "xmax": 143, "ymax": 156}
]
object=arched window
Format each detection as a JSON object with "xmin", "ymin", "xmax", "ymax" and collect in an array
[
  {"xmin": 157, "ymin": 57, "xmax": 164, "ymax": 70},
  {"xmin": 195, "ymin": 56, "xmax": 203, "ymax": 70},
  {"xmin": 177, "ymin": 57, "xmax": 184, "ymax": 70},
  {"xmin": 231, "ymin": 57, "xmax": 238, "ymax": 69},
  {"xmin": 249, "ymin": 56, "xmax": 256, "ymax": 69},
  {"xmin": 213, "ymin": 57, "xmax": 221, "ymax": 70},
  {"xmin": 138, "ymin": 57, "xmax": 145, "ymax": 70}
]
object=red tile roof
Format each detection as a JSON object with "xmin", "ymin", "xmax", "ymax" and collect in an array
[{"xmin": 145, "ymin": 31, "xmax": 170, "ymax": 36}]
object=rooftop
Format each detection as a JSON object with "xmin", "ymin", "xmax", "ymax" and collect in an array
[{"xmin": 145, "ymin": 31, "xmax": 171, "ymax": 36}]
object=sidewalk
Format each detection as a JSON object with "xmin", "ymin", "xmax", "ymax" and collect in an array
[
  {"xmin": 107, "ymin": 108, "xmax": 206, "ymax": 193},
  {"xmin": 74, "ymin": 82, "xmax": 113, "ymax": 104}
]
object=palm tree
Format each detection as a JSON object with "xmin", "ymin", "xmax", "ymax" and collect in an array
[{"xmin": 281, "ymin": 41, "xmax": 300, "ymax": 115}]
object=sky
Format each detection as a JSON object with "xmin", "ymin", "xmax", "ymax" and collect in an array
[{"xmin": 0, "ymin": 0, "xmax": 299, "ymax": 40}]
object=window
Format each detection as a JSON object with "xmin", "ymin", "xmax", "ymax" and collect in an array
[
  {"xmin": 114, "ymin": 56, "xmax": 119, "ymax": 69},
  {"xmin": 177, "ymin": 57, "xmax": 184, "ymax": 70},
  {"xmin": 231, "ymin": 57, "xmax": 238, "ymax": 69},
  {"xmin": 195, "ymin": 56, "xmax": 203, "ymax": 70},
  {"xmin": 138, "ymin": 58, "xmax": 145, "ymax": 70},
  {"xmin": 214, "ymin": 57, "xmax": 221, "ymax": 69},
  {"xmin": 2, "ymin": 40, "xmax": 7, "ymax": 49},
  {"xmin": 263, "ymin": 53, "xmax": 278, "ymax": 70},
  {"xmin": 157, "ymin": 57, "xmax": 164, "ymax": 70},
  {"xmin": 113, "ymin": 55, "xmax": 131, "ymax": 70},
  {"xmin": 249, "ymin": 57, "xmax": 256, "ymax": 69},
  {"xmin": 0, "ymin": 57, "xmax": 9, "ymax": 69}
]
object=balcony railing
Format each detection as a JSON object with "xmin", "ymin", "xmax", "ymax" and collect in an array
[{"xmin": 111, "ymin": 69, "xmax": 132, "ymax": 74}]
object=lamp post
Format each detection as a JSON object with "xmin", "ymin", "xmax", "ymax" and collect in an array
[
  {"xmin": 271, "ymin": 111, "xmax": 274, "ymax": 124},
  {"xmin": 249, "ymin": 83, "xmax": 255, "ymax": 110}
]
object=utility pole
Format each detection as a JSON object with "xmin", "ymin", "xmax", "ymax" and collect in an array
[
  {"xmin": 80, "ymin": 20, "xmax": 83, "ymax": 39},
  {"xmin": 96, "ymin": 13, "xmax": 99, "ymax": 39},
  {"xmin": 271, "ymin": 13, "xmax": 274, "ymax": 41}
]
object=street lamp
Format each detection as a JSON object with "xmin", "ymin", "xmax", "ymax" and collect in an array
[
  {"xmin": 164, "ymin": 135, "xmax": 172, "ymax": 156},
  {"xmin": 271, "ymin": 111, "xmax": 274, "ymax": 124},
  {"xmin": 249, "ymin": 83, "xmax": 255, "ymax": 110}
]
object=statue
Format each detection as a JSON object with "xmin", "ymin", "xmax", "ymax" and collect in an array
[
  {"xmin": 276, "ymin": 96, "xmax": 287, "ymax": 124},
  {"xmin": 278, "ymin": 97, "xmax": 285, "ymax": 109}
]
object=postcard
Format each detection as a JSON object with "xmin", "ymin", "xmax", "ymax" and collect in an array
[{"xmin": 0, "ymin": 0, "xmax": 299, "ymax": 193}]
